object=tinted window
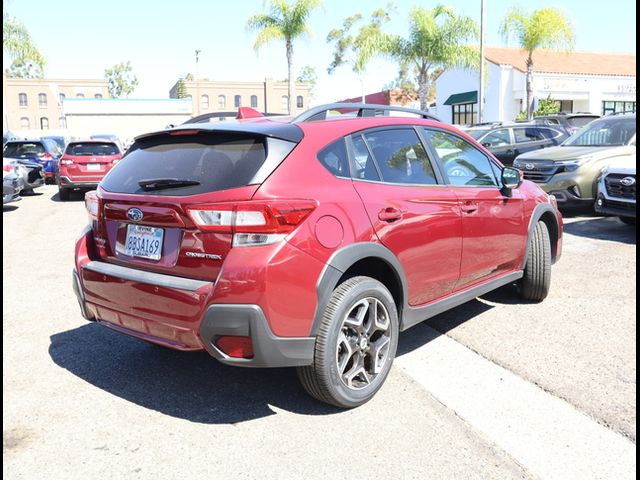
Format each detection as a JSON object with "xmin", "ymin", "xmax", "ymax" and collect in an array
[
  {"xmin": 537, "ymin": 128, "xmax": 561, "ymax": 139},
  {"xmin": 101, "ymin": 133, "xmax": 268, "ymax": 196},
  {"xmin": 317, "ymin": 139, "xmax": 349, "ymax": 177},
  {"xmin": 67, "ymin": 143, "xmax": 120, "ymax": 156},
  {"xmin": 566, "ymin": 116, "xmax": 599, "ymax": 128},
  {"xmin": 423, "ymin": 129, "xmax": 499, "ymax": 187},
  {"xmin": 482, "ymin": 129, "xmax": 510, "ymax": 147},
  {"xmin": 465, "ymin": 128, "xmax": 491, "ymax": 140},
  {"xmin": 564, "ymin": 117, "xmax": 636, "ymax": 146},
  {"xmin": 351, "ymin": 135, "xmax": 379, "ymax": 181},
  {"xmin": 363, "ymin": 129, "xmax": 437, "ymax": 185},
  {"xmin": 514, "ymin": 127, "xmax": 545, "ymax": 143},
  {"xmin": 3, "ymin": 142, "xmax": 46, "ymax": 158}
]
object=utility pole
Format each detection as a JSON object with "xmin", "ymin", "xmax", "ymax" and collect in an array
[
  {"xmin": 478, "ymin": 0, "xmax": 485, "ymax": 124},
  {"xmin": 195, "ymin": 49, "xmax": 201, "ymax": 116}
]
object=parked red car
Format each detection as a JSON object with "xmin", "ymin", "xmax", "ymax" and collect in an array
[
  {"xmin": 73, "ymin": 104, "xmax": 563, "ymax": 407},
  {"xmin": 57, "ymin": 139, "xmax": 122, "ymax": 200}
]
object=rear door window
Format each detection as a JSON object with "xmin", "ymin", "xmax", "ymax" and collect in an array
[
  {"xmin": 481, "ymin": 128, "xmax": 511, "ymax": 147},
  {"xmin": 101, "ymin": 132, "xmax": 270, "ymax": 196},
  {"xmin": 363, "ymin": 129, "xmax": 438, "ymax": 185},
  {"xmin": 351, "ymin": 135, "xmax": 380, "ymax": 181},
  {"xmin": 514, "ymin": 127, "xmax": 545, "ymax": 143}
]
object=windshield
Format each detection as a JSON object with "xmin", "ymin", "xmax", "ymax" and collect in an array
[
  {"xmin": 564, "ymin": 117, "xmax": 635, "ymax": 146},
  {"xmin": 465, "ymin": 128, "xmax": 491, "ymax": 140}
]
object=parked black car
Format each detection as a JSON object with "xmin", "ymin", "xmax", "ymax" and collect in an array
[
  {"xmin": 462, "ymin": 123, "xmax": 569, "ymax": 165},
  {"xmin": 524, "ymin": 113, "xmax": 600, "ymax": 136}
]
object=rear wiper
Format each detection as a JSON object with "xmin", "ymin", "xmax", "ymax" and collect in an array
[{"xmin": 138, "ymin": 178, "xmax": 201, "ymax": 191}]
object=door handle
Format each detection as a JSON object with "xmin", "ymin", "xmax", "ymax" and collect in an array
[
  {"xmin": 460, "ymin": 201, "xmax": 478, "ymax": 214},
  {"xmin": 378, "ymin": 207, "xmax": 403, "ymax": 222},
  {"xmin": 506, "ymin": 149, "xmax": 514, "ymax": 154}
]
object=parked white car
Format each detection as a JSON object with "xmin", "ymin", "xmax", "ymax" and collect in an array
[{"xmin": 594, "ymin": 154, "xmax": 636, "ymax": 225}]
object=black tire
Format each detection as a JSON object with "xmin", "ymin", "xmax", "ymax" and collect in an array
[
  {"xmin": 519, "ymin": 221, "xmax": 552, "ymax": 302},
  {"xmin": 58, "ymin": 187, "xmax": 70, "ymax": 201},
  {"xmin": 619, "ymin": 217, "xmax": 636, "ymax": 226},
  {"xmin": 297, "ymin": 276, "xmax": 399, "ymax": 408}
]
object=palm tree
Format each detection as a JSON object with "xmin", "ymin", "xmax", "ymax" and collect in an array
[
  {"xmin": 387, "ymin": 6, "xmax": 478, "ymax": 111},
  {"xmin": 3, "ymin": 13, "xmax": 46, "ymax": 77},
  {"xmin": 247, "ymin": 0, "xmax": 321, "ymax": 114},
  {"xmin": 500, "ymin": 7, "xmax": 574, "ymax": 119}
]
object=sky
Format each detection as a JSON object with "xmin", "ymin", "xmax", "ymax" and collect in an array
[{"xmin": 5, "ymin": 0, "xmax": 637, "ymax": 105}]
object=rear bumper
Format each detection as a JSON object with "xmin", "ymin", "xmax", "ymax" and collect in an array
[
  {"xmin": 72, "ymin": 262, "xmax": 315, "ymax": 367},
  {"xmin": 59, "ymin": 175, "xmax": 100, "ymax": 189}
]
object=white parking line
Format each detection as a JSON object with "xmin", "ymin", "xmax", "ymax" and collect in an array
[{"xmin": 395, "ymin": 324, "xmax": 636, "ymax": 480}]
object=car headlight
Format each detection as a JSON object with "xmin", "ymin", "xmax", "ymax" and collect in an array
[{"xmin": 555, "ymin": 156, "xmax": 593, "ymax": 172}]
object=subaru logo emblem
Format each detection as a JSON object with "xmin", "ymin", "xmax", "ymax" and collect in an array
[
  {"xmin": 525, "ymin": 163, "xmax": 535, "ymax": 170},
  {"xmin": 127, "ymin": 208, "xmax": 144, "ymax": 222},
  {"xmin": 620, "ymin": 176, "xmax": 636, "ymax": 186}
]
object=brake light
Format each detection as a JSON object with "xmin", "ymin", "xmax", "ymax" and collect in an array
[
  {"xmin": 85, "ymin": 190, "xmax": 100, "ymax": 221},
  {"xmin": 39, "ymin": 152, "xmax": 53, "ymax": 160},
  {"xmin": 60, "ymin": 156, "xmax": 74, "ymax": 165},
  {"xmin": 3, "ymin": 163, "xmax": 14, "ymax": 173},
  {"xmin": 188, "ymin": 200, "xmax": 316, "ymax": 246}
]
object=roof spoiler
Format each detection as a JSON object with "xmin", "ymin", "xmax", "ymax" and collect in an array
[{"xmin": 236, "ymin": 107, "xmax": 264, "ymax": 119}]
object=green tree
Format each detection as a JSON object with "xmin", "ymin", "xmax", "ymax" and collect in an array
[
  {"xmin": 297, "ymin": 65, "xmax": 317, "ymax": 98},
  {"xmin": 247, "ymin": 0, "xmax": 322, "ymax": 114},
  {"xmin": 515, "ymin": 94, "xmax": 561, "ymax": 120},
  {"xmin": 500, "ymin": 7, "xmax": 574, "ymax": 120},
  {"xmin": 386, "ymin": 6, "xmax": 478, "ymax": 111},
  {"xmin": 174, "ymin": 77, "xmax": 188, "ymax": 98},
  {"xmin": 3, "ymin": 13, "xmax": 46, "ymax": 78},
  {"xmin": 104, "ymin": 61, "xmax": 139, "ymax": 98},
  {"xmin": 184, "ymin": 72, "xmax": 194, "ymax": 81}
]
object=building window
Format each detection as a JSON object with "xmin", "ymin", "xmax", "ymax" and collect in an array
[
  {"xmin": 250, "ymin": 95, "xmax": 258, "ymax": 108},
  {"xmin": 19, "ymin": 93, "xmax": 28, "ymax": 107},
  {"xmin": 59, "ymin": 117, "xmax": 67, "ymax": 128},
  {"xmin": 297, "ymin": 95, "xmax": 304, "ymax": 108},
  {"xmin": 559, "ymin": 100, "xmax": 573, "ymax": 113},
  {"xmin": 602, "ymin": 101, "xmax": 636, "ymax": 115},
  {"xmin": 38, "ymin": 93, "xmax": 48, "ymax": 107},
  {"xmin": 201, "ymin": 94, "xmax": 209, "ymax": 109},
  {"xmin": 59, "ymin": 93, "xmax": 66, "ymax": 105},
  {"xmin": 95, "ymin": 93, "xmax": 103, "ymax": 99},
  {"xmin": 76, "ymin": 93, "xmax": 85, "ymax": 98},
  {"xmin": 218, "ymin": 95, "xmax": 226, "ymax": 109},
  {"xmin": 451, "ymin": 103, "xmax": 477, "ymax": 125},
  {"xmin": 281, "ymin": 95, "xmax": 288, "ymax": 110},
  {"xmin": 20, "ymin": 117, "xmax": 30, "ymax": 128},
  {"xmin": 40, "ymin": 117, "xmax": 49, "ymax": 130},
  {"xmin": 234, "ymin": 95, "xmax": 241, "ymax": 108}
]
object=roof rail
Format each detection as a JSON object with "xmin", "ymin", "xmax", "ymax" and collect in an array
[
  {"xmin": 607, "ymin": 110, "xmax": 636, "ymax": 116},
  {"xmin": 292, "ymin": 103, "xmax": 439, "ymax": 123}
]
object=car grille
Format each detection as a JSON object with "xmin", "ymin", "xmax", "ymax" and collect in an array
[
  {"xmin": 605, "ymin": 174, "xmax": 636, "ymax": 200},
  {"xmin": 516, "ymin": 160, "xmax": 559, "ymax": 183}
]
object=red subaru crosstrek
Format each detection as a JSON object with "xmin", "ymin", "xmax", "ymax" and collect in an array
[
  {"xmin": 58, "ymin": 139, "xmax": 122, "ymax": 201},
  {"xmin": 73, "ymin": 104, "xmax": 562, "ymax": 408}
]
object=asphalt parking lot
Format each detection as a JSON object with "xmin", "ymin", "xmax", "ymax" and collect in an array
[{"xmin": 3, "ymin": 186, "xmax": 636, "ymax": 479}]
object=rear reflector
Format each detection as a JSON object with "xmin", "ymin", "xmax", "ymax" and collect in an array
[
  {"xmin": 60, "ymin": 157, "xmax": 74, "ymax": 165},
  {"xmin": 216, "ymin": 336, "xmax": 254, "ymax": 358}
]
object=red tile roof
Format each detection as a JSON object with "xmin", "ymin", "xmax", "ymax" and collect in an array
[{"xmin": 485, "ymin": 47, "xmax": 636, "ymax": 77}]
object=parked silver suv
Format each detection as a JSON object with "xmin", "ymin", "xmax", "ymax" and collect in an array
[{"xmin": 595, "ymin": 154, "xmax": 636, "ymax": 225}]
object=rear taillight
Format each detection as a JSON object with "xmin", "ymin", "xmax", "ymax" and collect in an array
[
  {"xmin": 85, "ymin": 190, "xmax": 100, "ymax": 222},
  {"xmin": 187, "ymin": 200, "xmax": 316, "ymax": 247},
  {"xmin": 60, "ymin": 156, "xmax": 74, "ymax": 165},
  {"xmin": 3, "ymin": 163, "xmax": 14, "ymax": 173},
  {"xmin": 39, "ymin": 152, "xmax": 53, "ymax": 160}
]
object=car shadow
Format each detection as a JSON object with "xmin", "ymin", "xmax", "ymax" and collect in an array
[
  {"xmin": 49, "ymin": 323, "xmax": 339, "ymax": 424},
  {"xmin": 50, "ymin": 191, "xmax": 85, "ymax": 202},
  {"xmin": 564, "ymin": 216, "xmax": 636, "ymax": 244},
  {"xmin": 3, "ymin": 204, "xmax": 19, "ymax": 212}
]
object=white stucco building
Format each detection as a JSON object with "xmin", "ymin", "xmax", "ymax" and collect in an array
[{"xmin": 436, "ymin": 47, "xmax": 636, "ymax": 125}]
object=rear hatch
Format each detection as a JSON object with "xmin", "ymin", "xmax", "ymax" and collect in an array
[
  {"xmin": 61, "ymin": 141, "xmax": 121, "ymax": 178},
  {"xmin": 92, "ymin": 127, "xmax": 300, "ymax": 282}
]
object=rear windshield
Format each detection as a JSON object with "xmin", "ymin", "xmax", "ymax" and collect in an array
[
  {"xmin": 101, "ymin": 132, "xmax": 268, "ymax": 195},
  {"xmin": 3, "ymin": 142, "xmax": 46, "ymax": 158},
  {"xmin": 67, "ymin": 142, "xmax": 120, "ymax": 156},
  {"xmin": 566, "ymin": 116, "xmax": 599, "ymax": 128}
]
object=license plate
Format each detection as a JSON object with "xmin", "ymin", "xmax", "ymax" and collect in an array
[
  {"xmin": 86, "ymin": 163, "xmax": 101, "ymax": 171},
  {"xmin": 124, "ymin": 224, "xmax": 164, "ymax": 260}
]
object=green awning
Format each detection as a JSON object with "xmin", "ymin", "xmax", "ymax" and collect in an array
[{"xmin": 443, "ymin": 90, "xmax": 478, "ymax": 106}]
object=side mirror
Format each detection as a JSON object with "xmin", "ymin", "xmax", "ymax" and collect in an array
[
  {"xmin": 482, "ymin": 142, "xmax": 492, "ymax": 148},
  {"xmin": 502, "ymin": 167, "xmax": 522, "ymax": 190}
]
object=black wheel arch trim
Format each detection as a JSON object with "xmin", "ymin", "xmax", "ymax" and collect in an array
[{"xmin": 522, "ymin": 203, "xmax": 561, "ymax": 269}]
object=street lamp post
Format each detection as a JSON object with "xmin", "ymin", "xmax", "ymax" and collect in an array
[{"xmin": 478, "ymin": 0, "xmax": 485, "ymax": 124}]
